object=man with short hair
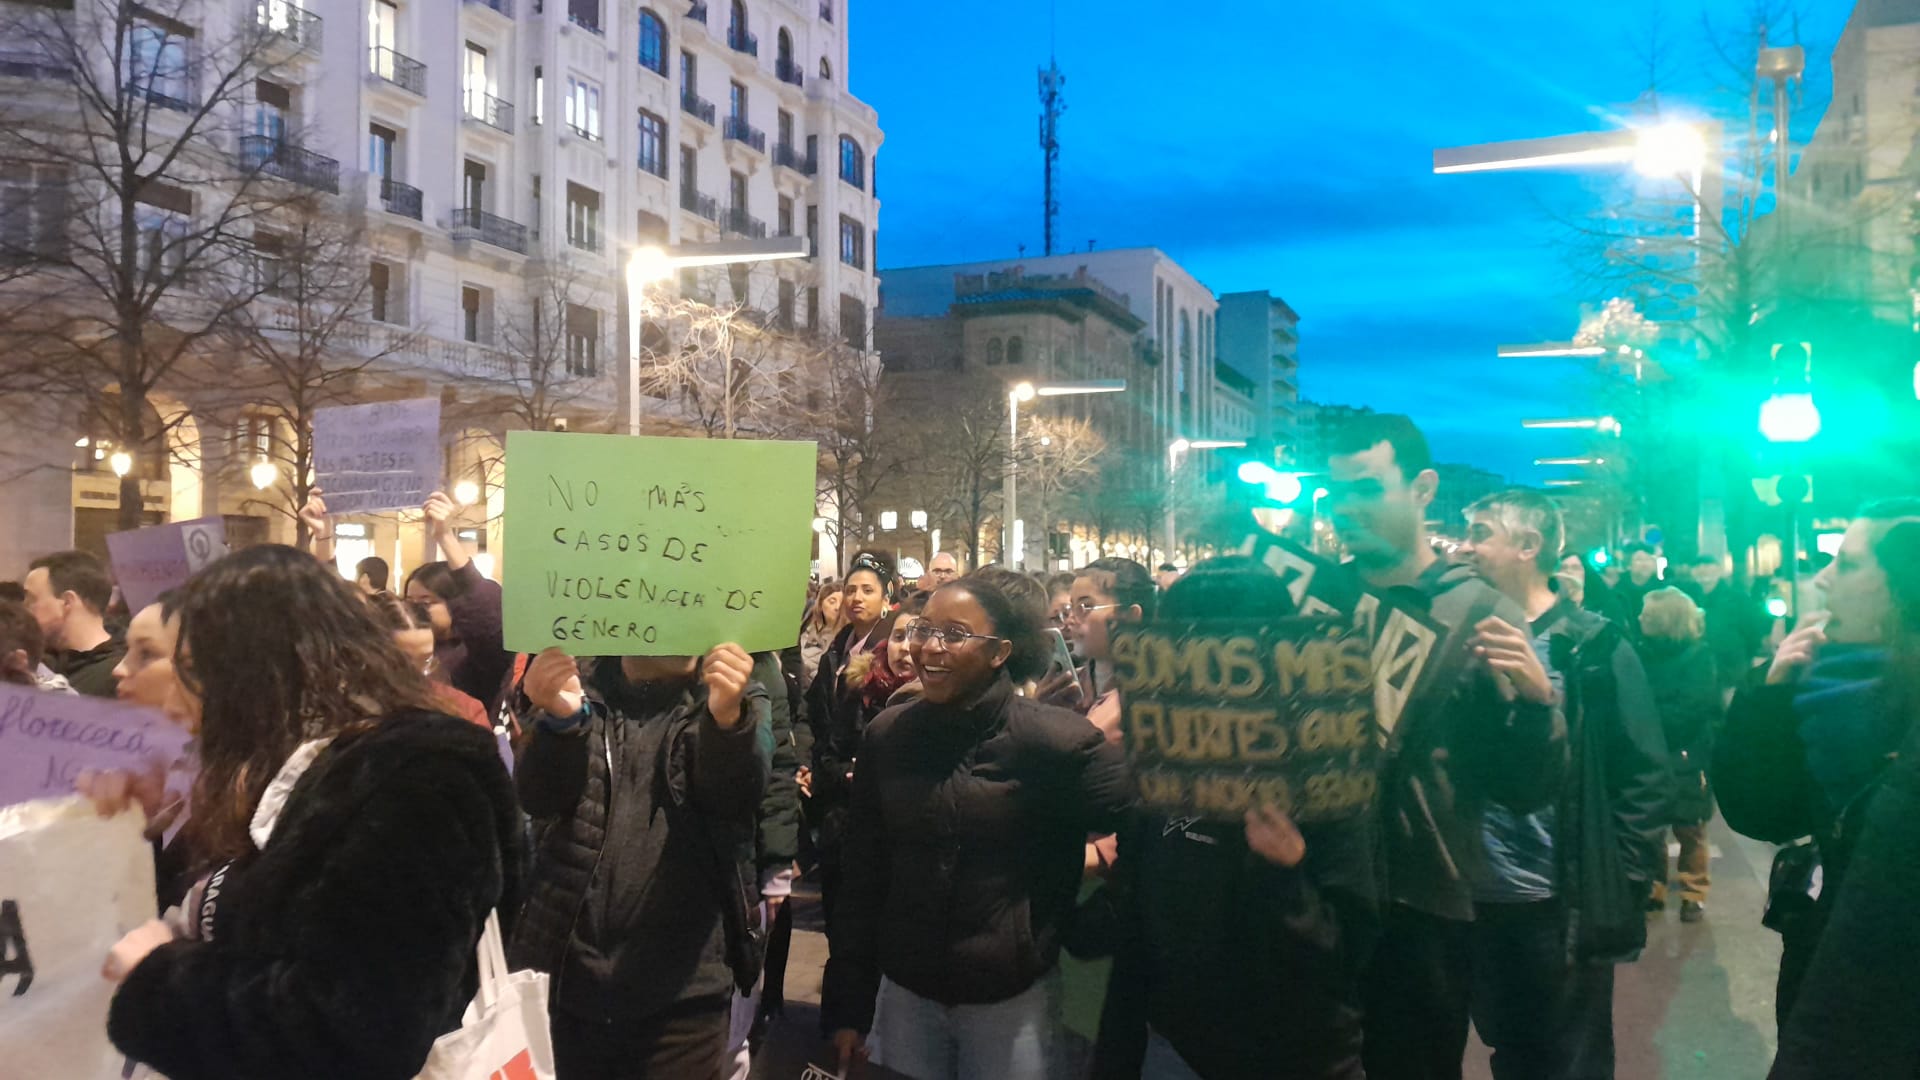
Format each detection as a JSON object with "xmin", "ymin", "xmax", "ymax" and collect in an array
[
  {"xmin": 355, "ymin": 555, "xmax": 392, "ymax": 594},
  {"xmin": 918, "ymin": 551, "xmax": 959, "ymax": 594},
  {"xmin": 1459, "ymin": 489, "xmax": 1669, "ymax": 1080},
  {"xmin": 1153, "ymin": 562, "xmax": 1181, "ymax": 591},
  {"xmin": 23, "ymin": 549, "xmax": 123, "ymax": 696},
  {"xmin": 1687, "ymin": 554, "xmax": 1756, "ymax": 692},
  {"xmin": 1614, "ymin": 543, "xmax": 1660, "ymax": 630},
  {"xmin": 1325, "ymin": 415, "xmax": 1566, "ymax": 1080}
]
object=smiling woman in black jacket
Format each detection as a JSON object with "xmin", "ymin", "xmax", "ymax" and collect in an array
[
  {"xmin": 101, "ymin": 545, "xmax": 524, "ymax": 1080},
  {"xmin": 822, "ymin": 574, "xmax": 1133, "ymax": 1080}
]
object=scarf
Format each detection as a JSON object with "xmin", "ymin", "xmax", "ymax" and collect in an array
[{"xmin": 1794, "ymin": 646, "xmax": 1900, "ymax": 815}]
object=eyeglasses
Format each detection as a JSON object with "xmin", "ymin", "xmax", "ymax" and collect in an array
[
  {"xmin": 1066, "ymin": 600, "xmax": 1120, "ymax": 618},
  {"xmin": 907, "ymin": 623, "xmax": 1004, "ymax": 648}
]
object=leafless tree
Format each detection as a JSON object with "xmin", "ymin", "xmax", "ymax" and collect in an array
[
  {"xmin": 780, "ymin": 331, "xmax": 901, "ymax": 574},
  {"xmin": 1019, "ymin": 415, "xmax": 1106, "ymax": 560},
  {"xmin": 890, "ymin": 370, "xmax": 1014, "ymax": 569},
  {"xmin": 0, "ymin": 0, "xmax": 303, "ymax": 529},
  {"xmin": 470, "ymin": 259, "xmax": 617, "ymax": 437},
  {"xmin": 209, "ymin": 195, "xmax": 415, "ymax": 545}
]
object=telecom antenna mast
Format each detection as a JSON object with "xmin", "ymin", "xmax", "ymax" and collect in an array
[{"xmin": 1038, "ymin": 54, "xmax": 1066, "ymax": 256}]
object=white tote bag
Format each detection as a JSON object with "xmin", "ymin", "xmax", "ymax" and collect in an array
[{"xmin": 414, "ymin": 912, "xmax": 556, "ymax": 1080}]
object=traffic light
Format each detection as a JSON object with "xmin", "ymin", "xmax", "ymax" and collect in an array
[{"xmin": 1587, "ymin": 547, "xmax": 1610, "ymax": 568}]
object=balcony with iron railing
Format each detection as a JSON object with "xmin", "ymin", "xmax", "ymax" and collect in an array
[
  {"xmin": 727, "ymin": 25, "xmax": 757, "ymax": 56},
  {"xmin": 377, "ymin": 177, "xmax": 423, "ymax": 219},
  {"xmin": 369, "ymin": 46, "xmax": 426, "ymax": 95},
  {"xmin": 723, "ymin": 116, "xmax": 765, "ymax": 152},
  {"xmin": 686, "ymin": 0, "xmax": 707, "ymax": 24},
  {"xmin": 773, "ymin": 142, "xmax": 816, "ymax": 175},
  {"xmin": 0, "ymin": 48, "xmax": 70, "ymax": 80},
  {"xmin": 722, "ymin": 205, "xmax": 766, "ymax": 238},
  {"xmin": 463, "ymin": 90, "xmax": 513, "ymax": 133},
  {"xmin": 255, "ymin": 2, "xmax": 322, "ymax": 51},
  {"xmin": 568, "ymin": 10, "xmax": 603, "ymax": 34},
  {"xmin": 775, "ymin": 57, "xmax": 804, "ymax": 87},
  {"xmin": 239, "ymin": 135, "xmax": 340, "ymax": 193},
  {"xmin": 451, "ymin": 207, "xmax": 528, "ymax": 254},
  {"xmin": 679, "ymin": 188, "xmax": 717, "ymax": 222},
  {"xmin": 464, "ymin": 0, "xmax": 512, "ymax": 16},
  {"xmin": 680, "ymin": 90, "xmax": 715, "ymax": 125}
]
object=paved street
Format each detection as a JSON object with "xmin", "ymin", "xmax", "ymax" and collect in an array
[{"xmin": 752, "ymin": 815, "xmax": 1782, "ymax": 1079}]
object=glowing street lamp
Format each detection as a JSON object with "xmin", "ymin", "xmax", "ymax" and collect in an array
[
  {"xmin": 453, "ymin": 479, "xmax": 482, "ymax": 505},
  {"xmin": 1166, "ymin": 438, "xmax": 1246, "ymax": 557},
  {"xmin": 250, "ymin": 460, "xmax": 279, "ymax": 490},
  {"xmin": 109, "ymin": 451, "xmax": 132, "ymax": 477},
  {"xmin": 625, "ymin": 236, "xmax": 809, "ymax": 437},
  {"xmin": 1004, "ymin": 379, "xmax": 1126, "ymax": 567}
]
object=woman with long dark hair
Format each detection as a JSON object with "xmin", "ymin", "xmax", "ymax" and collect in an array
[
  {"xmin": 100, "ymin": 544, "xmax": 524, "ymax": 1080},
  {"xmin": 822, "ymin": 573, "xmax": 1131, "ymax": 1079}
]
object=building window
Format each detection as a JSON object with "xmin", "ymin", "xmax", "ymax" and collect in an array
[
  {"xmin": 806, "ymin": 284, "xmax": 819, "ymax": 328},
  {"xmin": 681, "ymin": 49, "xmax": 696, "ymax": 95},
  {"xmin": 1007, "ymin": 336, "xmax": 1024, "ymax": 364},
  {"xmin": 252, "ymin": 79, "xmax": 289, "ymax": 145},
  {"xmin": 637, "ymin": 209, "xmax": 668, "ymax": 246},
  {"xmin": 461, "ymin": 285, "xmax": 491, "ymax": 342},
  {"xmin": 567, "ymin": 0, "xmax": 599, "ymax": 33},
  {"xmin": 805, "ymin": 203, "xmax": 818, "ymax": 256},
  {"xmin": 0, "ymin": 163, "xmax": 68, "ymax": 263},
  {"xmin": 566, "ymin": 77, "xmax": 601, "ymax": 141},
  {"xmin": 819, "ymin": 56, "xmax": 832, "ymax": 80},
  {"xmin": 838, "ymin": 214, "xmax": 864, "ymax": 269},
  {"xmin": 838, "ymin": 135, "xmax": 864, "ymax": 189},
  {"xmin": 986, "ymin": 338, "xmax": 1003, "ymax": 365},
  {"xmin": 777, "ymin": 194, "xmax": 793, "ymax": 236},
  {"xmin": 839, "ymin": 293, "xmax": 866, "ymax": 349},
  {"xmin": 638, "ymin": 8, "xmax": 667, "ymax": 75},
  {"xmin": 253, "ymin": 230, "xmax": 288, "ymax": 296},
  {"xmin": 777, "ymin": 278, "xmax": 795, "ymax": 328},
  {"xmin": 679, "ymin": 143, "xmax": 698, "ymax": 199},
  {"xmin": 370, "ymin": 261, "xmax": 400, "ymax": 323},
  {"xmin": 566, "ymin": 182, "xmax": 601, "ymax": 251},
  {"xmin": 565, "ymin": 303, "xmax": 599, "ymax": 376},
  {"xmin": 462, "ymin": 43, "xmax": 491, "ymax": 120},
  {"xmin": 368, "ymin": 123, "xmax": 397, "ymax": 180},
  {"xmin": 777, "ymin": 108, "xmax": 794, "ymax": 149},
  {"xmin": 124, "ymin": 16, "xmax": 193, "ymax": 108},
  {"xmin": 730, "ymin": 80, "xmax": 746, "ymax": 120},
  {"xmin": 463, "ymin": 159, "xmax": 487, "ymax": 210},
  {"xmin": 532, "ymin": 65, "xmax": 543, "ymax": 125},
  {"xmin": 637, "ymin": 109, "xmax": 667, "ymax": 177}
]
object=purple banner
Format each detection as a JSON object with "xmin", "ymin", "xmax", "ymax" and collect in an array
[
  {"xmin": 105, "ymin": 517, "xmax": 228, "ymax": 613},
  {"xmin": 312, "ymin": 397, "xmax": 443, "ymax": 514},
  {"xmin": 0, "ymin": 683, "xmax": 195, "ymax": 811}
]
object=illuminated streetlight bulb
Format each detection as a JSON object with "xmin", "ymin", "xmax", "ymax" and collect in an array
[
  {"xmin": 1634, "ymin": 122, "xmax": 1708, "ymax": 178},
  {"xmin": 109, "ymin": 451, "xmax": 132, "ymax": 477},
  {"xmin": 453, "ymin": 480, "xmax": 481, "ymax": 506},
  {"xmin": 249, "ymin": 460, "xmax": 278, "ymax": 490},
  {"xmin": 628, "ymin": 245, "xmax": 675, "ymax": 284},
  {"xmin": 1012, "ymin": 381, "xmax": 1037, "ymax": 403},
  {"xmin": 1169, "ymin": 437, "xmax": 1191, "ymax": 454}
]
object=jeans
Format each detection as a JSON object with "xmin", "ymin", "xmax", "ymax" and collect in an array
[
  {"xmin": 1470, "ymin": 900, "xmax": 1616, "ymax": 1080},
  {"xmin": 1361, "ymin": 904, "xmax": 1473, "ymax": 1080},
  {"xmin": 1648, "ymin": 822, "xmax": 1711, "ymax": 904},
  {"xmin": 552, "ymin": 997, "xmax": 730, "ymax": 1080},
  {"xmin": 869, "ymin": 971, "xmax": 1061, "ymax": 1080}
]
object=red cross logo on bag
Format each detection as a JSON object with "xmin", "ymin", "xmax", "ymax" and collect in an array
[{"xmin": 490, "ymin": 1050, "xmax": 537, "ymax": 1080}]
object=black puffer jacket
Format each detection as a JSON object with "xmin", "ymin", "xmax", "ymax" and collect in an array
[
  {"xmin": 509, "ymin": 658, "xmax": 770, "ymax": 1023},
  {"xmin": 109, "ymin": 712, "xmax": 525, "ymax": 1080},
  {"xmin": 1639, "ymin": 637, "xmax": 1721, "ymax": 824},
  {"xmin": 820, "ymin": 677, "xmax": 1132, "ymax": 1034}
]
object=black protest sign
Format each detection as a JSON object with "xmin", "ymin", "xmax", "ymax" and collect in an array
[{"xmin": 1111, "ymin": 617, "xmax": 1379, "ymax": 824}]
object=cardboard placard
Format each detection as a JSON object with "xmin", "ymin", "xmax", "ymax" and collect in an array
[
  {"xmin": 1112, "ymin": 617, "xmax": 1380, "ymax": 824},
  {"xmin": 312, "ymin": 397, "xmax": 443, "ymax": 514},
  {"xmin": 0, "ymin": 798, "xmax": 157, "ymax": 1080},
  {"xmin": 0, "ymin": 684, "xmax": 194, "ymax": 812},
  {"xmin": 105, "ymin": 517, "xmax": 228, "ymax": 613},
  {"xmin": 502, "ymin": 432, "xmax": 818, "ymax": 656}
]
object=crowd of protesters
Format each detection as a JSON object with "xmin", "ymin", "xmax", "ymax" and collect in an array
[{"xmin": 3, "ymin": 411, "xmax": 1918, "ymax": 1080}]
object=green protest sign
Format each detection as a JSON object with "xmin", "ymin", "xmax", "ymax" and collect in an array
[
  {"xmin": 503, "ymin": 431, "xmax": 817, "ymax": 656},
  {"xmin": 1110, "ymin": 617, "xmax": 1379, "ymax": 824}
]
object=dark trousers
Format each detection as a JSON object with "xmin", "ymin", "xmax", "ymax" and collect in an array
[
  {"xmin": 1362, "ymin": 903, "xmax": 1473, "ymax": 1080},
  {"xmin": 762, "ymin": 896, "xmax": 795, "ymax": 1011},
  {"xmin": 552, "ymin": 997, "xmax": 731, "ymax": 1080},
  {"xmin": 1470, "ymin": 900, "xmax": 1616, "ymax": 1080}
]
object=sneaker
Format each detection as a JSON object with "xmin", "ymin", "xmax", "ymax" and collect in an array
[
  {"xmin": 1681, "ymin": 900, "xmax": 1706, "ymax": 923},
  {"xmin": 1645, "ymin": 895, "xmax": 1666, "ymax": 914}
]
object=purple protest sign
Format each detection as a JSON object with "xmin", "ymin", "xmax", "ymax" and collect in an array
[
  {"xmin": 0, "ymin": 683, "xmax": 195, "ymax": 811},
  {"xmin": 313, "ymin": 397, "xmax": 444, "ymax": 514},
  {"xmin": 105, "ymin": 517, "xmax": 229, "ymax": 613}
]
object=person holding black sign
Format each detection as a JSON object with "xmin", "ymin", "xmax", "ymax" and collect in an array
[
  {"xmin": 821, "ymin": 573, "xmax": 1131, "ymax": 1079},
  {"xmin": 1457, "ymin": 489, "xmax": 1669, "ymax": 1080},
  {"xmin": 1323, "ymin": 415, "xmax": 1567, "ymax": 1080},
  {"xmin": 1090, "ymin": 556, "xmax": 1378, "ymax": 1080}
]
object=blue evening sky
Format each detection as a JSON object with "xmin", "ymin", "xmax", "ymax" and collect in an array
[{"xmin": 852, "ymin": 1, "xmax": 1849, "ymax": 481}]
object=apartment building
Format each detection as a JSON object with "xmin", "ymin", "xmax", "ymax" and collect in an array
[
  {"xmin": 0, "ymin": 0, "xmax": 882, "ymax": 575},
  {"xmin": 1216, "ymin": 289, "xmax": 1300, "ymax": 451}
]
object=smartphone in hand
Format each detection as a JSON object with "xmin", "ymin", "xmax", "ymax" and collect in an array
[{"xmin": 1044, "ymin": 627, "xmax": 1084, "ymax": 704}]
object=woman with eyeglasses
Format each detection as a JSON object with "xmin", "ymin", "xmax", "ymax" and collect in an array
[
  {"xmin": 806, "ymin": 551, "xmax": 898, "ymax": 934},
  {"xmin": 1065, "ymin": 558, "xmax": 1157, "ymax": 736},
  {"xmin": 367, "ymin": 591, "xmax": 492, "ymax": 730},
  {"xmin": 822, "ymin": 574, "xmax": 1132, "ymax": 1080}
]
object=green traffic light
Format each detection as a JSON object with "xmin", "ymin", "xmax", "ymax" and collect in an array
[
  {"xmin": 1766, "ymin": 596, "xmax": 1789, "ymax": 618},
  {"xmin": 1237, "ymin": 460, "xmax": 1278, "ymax": 486},
  {"xmin": 1588, "ymin": 547, "xmax": 1610, "ymax": 567}
]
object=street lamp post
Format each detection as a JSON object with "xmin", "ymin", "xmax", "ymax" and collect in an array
[
  {"xmin": 1164, "ymin": 437, "xmax": 1245, "ymax": 562},
  {"xmin": 625, "ymin": 237, "xmax": 809, "ymax": 438},
  {"xmin": 1003, "ymin": 379, "xmax": 1125, "ymax": 568}
]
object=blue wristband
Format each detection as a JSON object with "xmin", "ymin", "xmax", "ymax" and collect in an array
[{"xmin": 538, "ymin": 702, "xmax": 592, "ymax": 733}]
